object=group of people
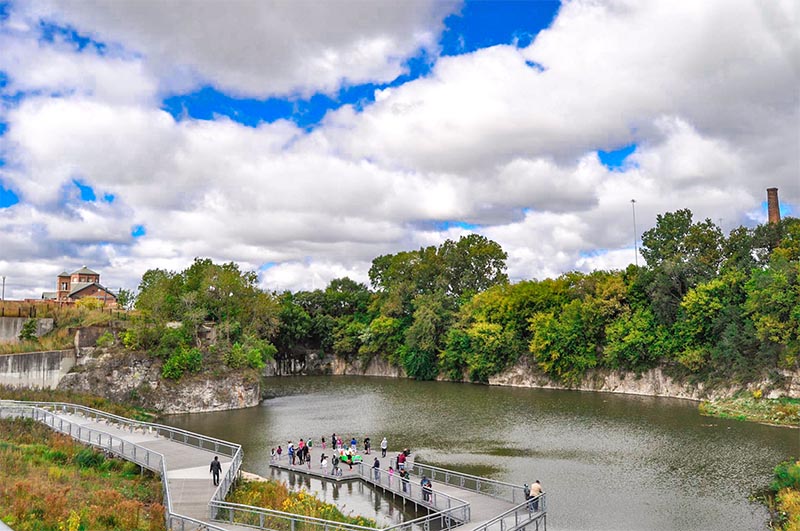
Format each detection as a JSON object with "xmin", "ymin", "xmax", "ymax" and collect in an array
[{"xmin": 269, "ymin": 434, "xmax": 393, "ymax": 475}]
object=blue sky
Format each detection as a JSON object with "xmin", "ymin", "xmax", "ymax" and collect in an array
[{"xmin": 0, "ymin": 0, "xmax": 796, "ymax": 297}]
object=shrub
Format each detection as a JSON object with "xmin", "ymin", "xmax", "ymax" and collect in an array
[
  {"xmin": 18, "ymin": 319, "xmax": 38, "ymax": 341},
  {"xmin": 95, "ymin": 331, "xmax": 115, "ymax": 348},
  {"xmin": 75, "ymin": 447, "xmax": 105, "ymax": 469},
  {"xmin": 773, "ymin": 460, "xmax": 800, "ymax": 492},
  {"xmin": 161, "ymin": 347, "xmax": 203, "ymax": 380}
]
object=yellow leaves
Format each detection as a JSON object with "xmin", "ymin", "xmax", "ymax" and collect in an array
[{"xmin": 58, "ymin": 510, "xmax": 81, "ymax": 531}]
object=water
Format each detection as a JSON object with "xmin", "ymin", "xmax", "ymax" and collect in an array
[{"xmin": 164, "ymin": 376, "xmax": 799, "ymax": 531}]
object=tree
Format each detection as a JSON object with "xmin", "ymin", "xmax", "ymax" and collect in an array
[
  {"xmin": 116, "ymin": 288, "xmax": 135, "ymax": 310},
  {"xmin": 439, "ymin": 234, "xmax": 508, "ymax": 300}
]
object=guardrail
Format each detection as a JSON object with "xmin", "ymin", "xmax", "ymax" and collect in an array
[
  {"xmin": 470, "ymin": 498, "xmax": 546, "ymax": 531},
  {"xmin": 0, "ymin": 401, "xmax": 232, "ymax": 531},
  {"xmin": 404, "ymin": 462, "xmax": 526, "ymax": 505},
  {"xmin": 210, "ymin": 500, "xmax": 379, "ymax": 531},
  {"xmin": 358, "ymin": 463, "xmax": 470, "ymax": 531}
]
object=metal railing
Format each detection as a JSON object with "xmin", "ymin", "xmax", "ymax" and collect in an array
[
  {"xmin": 7, "ymin": 400, "xmax": 239, "ymax": 457},
  {"xmin": 470, "ymin": 498, "xmax": 546, "ymax": 531},
  {"xmin": 405, "ymin": 462, "xmax": 526, "ymax": 505},
  {"xmin": 0, "ymin": 401, "xmax": 233, "ymax": 531},
  {"xmin": 210, "ymin": 500, "xmax": 379, "ymax": 531},
  {"xmin": 358, "ymin": 464, "xmax": 471, "ymax": 531}
]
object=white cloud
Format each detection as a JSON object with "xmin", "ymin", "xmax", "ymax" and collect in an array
[
  {"xmin": 1, "ymin": 0, "xmax": 798, "ymax": 298},
  {"xmin": 23, "ymin": 0, "xmax": 459, "ymax": 97}
]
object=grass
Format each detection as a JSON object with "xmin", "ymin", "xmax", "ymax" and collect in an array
[
  {"xmin": 0, "ymin": 328, "xmax": 75, "ymax": 355},
  {"xmin": 760, "ymin": 459, "xmax": 800, "ymax": 531},
  {"xmin": 0, "ymin": 386, "xmax": 159, "ymax": 422},
  {"xmin": 699, "ymin": 395, "xmax": 800, "ymax": 427},
  {"xmin": 224, "ymin": 479, "xmax": 377, "ymax": 528},
  {"xmin": 0, "ymin": 417, "xmax": 165, "ymax": 531}
]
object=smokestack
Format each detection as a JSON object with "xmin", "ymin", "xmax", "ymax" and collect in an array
[{"xmin": 767, "ymin": 187, "xmax": 781, "ymax": 225}]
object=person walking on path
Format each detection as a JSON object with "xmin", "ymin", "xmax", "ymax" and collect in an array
[
  {"xmin": 380, "ymin": 437, "xmax": 388, "ymax": 458},
  {"xmin": 210, "ymin": 456, "xmax": 222, "ymax": 486},
  {"xmin": 528, "ymin": 480, "xmax": 543, "ymax": 511},
  {"xmin": 364, "ymin": 437, "xmax": 371, "ymax": 455},
  {"xmin": 270, "ymin": 448, "xmax": 276, "ymax": 463},
  {"xmin": 373, "ymin": 457, "xmax": 381, "ymax": 481},
  {"xmin": 350, "ymin": 437, "xmax": 357, "ymax": 452}
]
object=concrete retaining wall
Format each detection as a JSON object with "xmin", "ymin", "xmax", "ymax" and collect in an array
[
  {"xmin": 0, "ymin": 350, "xmax": 76, "ymax": 389},
  {"xmin": 0, "ymin": 317, "xmax": 55, "ymax": 343}
]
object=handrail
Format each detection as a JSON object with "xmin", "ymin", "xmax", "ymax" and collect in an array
[
  {"xmin": 210, "ymin": 500, "xmax": 380, "ymax": 531},
  {"xmin": 407, "ymin": 461, "xmax": 526, "ymax": 504},
  {"xmin": 5, "ymin": 400, "xmax": 239, "ymax": 457},
  {"xmin": 469, "ymin": 497, "xmax": 546, "ymax": 531},
  {"xmin": 357, "ymin": 462, "xmax": 471, "ymax": 531}
]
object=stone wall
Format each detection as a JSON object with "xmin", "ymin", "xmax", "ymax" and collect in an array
[
  {"xmin": 0, "ymin": 349, "xmax": 76, "ymax": 389},
  {"xmin": 0, "ymin": 317, "xmax": 54, "ymax": 343},
  {"xmin": 59, "ymin": 349, "xmax": 261, "ymax": 414}
]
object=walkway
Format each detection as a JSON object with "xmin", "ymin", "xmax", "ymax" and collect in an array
[
  {"xmin": 1, "ymin": 401, "xmax": 546, "ymax": 531},
  {"xmin": 0, "ymin": 401, "xmax": 250, "ymax": 531},
  {"xmin": 272, "ymin": 453, "xmax": 547, "ymax": 531}
]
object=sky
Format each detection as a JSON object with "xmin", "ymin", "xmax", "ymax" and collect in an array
[{"xmin": 0, "ymin": 0, "xmax": 798, "ymax": 299}]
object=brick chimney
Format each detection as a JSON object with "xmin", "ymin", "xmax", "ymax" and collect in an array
[{"xmin": 767, "ymin": 187, "xmax": 781, "ymax": 225}]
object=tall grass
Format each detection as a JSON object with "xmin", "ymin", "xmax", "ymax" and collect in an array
[
  {"xmin": 226, "ymin": 479, "xmax": 376, "ymax": 528},
  {"xmin": 0, "ymin": 417, "xmax": 165, "ymax": 531}
]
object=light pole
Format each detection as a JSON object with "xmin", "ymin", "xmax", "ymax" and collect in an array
[
  {"xmin": 631, "ymin": 199, "xmax": 638, "ymax": 267},
  {"xmin": 1, "ymin": 276, "xmax": 5, "ymax": 301}
]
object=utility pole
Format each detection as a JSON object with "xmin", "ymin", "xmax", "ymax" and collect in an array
[
  {"xmin": 631, "ymin": 199, "xmax": 638, "ymax": 267},
  {"xmin": 1, "ymin": 276, "xmax": 5, "ymax": 301}
]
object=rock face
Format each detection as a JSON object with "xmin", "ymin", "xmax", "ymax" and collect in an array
[
  {"xmin": 58, "ymin": 349, "xmax": 260, "ymax": 414},
  {"xmin": 488, "ymin": 359, "xmax": 800, "ymax": 400}
]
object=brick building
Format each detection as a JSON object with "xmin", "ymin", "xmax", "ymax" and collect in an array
[{"xmin": 42, "ymin": 266, "xmax": 118, "ymax": 306}]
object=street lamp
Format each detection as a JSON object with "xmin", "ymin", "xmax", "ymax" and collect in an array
[{"xmin": 631, "ymin": 199, "xmax": 638, "ymax": 267}]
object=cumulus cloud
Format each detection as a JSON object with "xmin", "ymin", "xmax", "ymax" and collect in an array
[
  {"xmin": 0, "ymin": 0, "xmax": 798, "ymax": 298},
  {"xmin": 23, "ymin": 0, "xmax": 459, "ymax": 97}
]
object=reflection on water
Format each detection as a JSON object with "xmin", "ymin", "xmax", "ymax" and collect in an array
[{"xmin": 165, "ymin": 376, "xmax": 800, "ymax": 531}]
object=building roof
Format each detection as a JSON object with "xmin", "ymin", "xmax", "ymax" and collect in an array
[
  {"xmin": 58, "ymin": 271, "xmax": 70, "ymax": 277},
  {"xmin": 70, "ymin": 266, "xmax": 99, "ymax": 276},
  {"xmin": 42, "ymin": 292, "xmax": 57, "ymax": 299},
  {"xmin": 68, "ymin": 282, "xmax": 117, "ymax": 299}
]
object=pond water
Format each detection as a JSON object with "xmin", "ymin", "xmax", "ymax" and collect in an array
[{"xmin": 164, "ymin": 376, "xmax": 799, "ymax": 531}]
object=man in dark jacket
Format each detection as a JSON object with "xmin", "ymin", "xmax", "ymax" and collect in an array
[{"xmin": 210, "ymin": 456, "xmax": 222, "ymax": 486}]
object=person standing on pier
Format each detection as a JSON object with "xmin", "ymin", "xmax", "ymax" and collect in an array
[
  {"xmin": 277, "ymin": 445, "xmax": 283, "ymax": 461},
  {"xmin": 397, "ymin": 451, "xmax": 406, "ymax": 471},
  {"xmin": 288, "ymin": 442, "xmax": 295, "ymax": 465},
  {"xmin": 350, "ymin": 437, "xmax": 357, "ymax": 452},
  {"xmin": 381, "ymin": 437, "xmax": 388, "ymax": 457},
  {"xmin": 210, "ymin": 456, "xmax": 222, "ymax": 486},
  {"xmin": 373, "ymin": 457, "xmax": 381, "ymax": 481},
  {"xmin": 321, "ymin": 454, "xmax": 328, "ymax": 474},
  {"xmin": 364, "ymin": 437, "xmax": 371, "ymax": 454},
  {"xmin": 529, "ymin": 480, "xmax": 543, "ymax": 511},
  {"xmin": 401, "ymin": 469, "xmax": 410, "ymax": 493}
]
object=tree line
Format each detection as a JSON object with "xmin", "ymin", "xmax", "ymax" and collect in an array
[{"xmin": 131, "ymin": 212, "xmax": 799, "ymax": 384}]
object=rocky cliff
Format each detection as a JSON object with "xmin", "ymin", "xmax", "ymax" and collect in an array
[
  {"xmin": 58, "ymin": 349, "xmax": 260, "ymax": 413},
  {"xmin": 488, "ymin": 359, "xmax": 800, "ymax": 400}
]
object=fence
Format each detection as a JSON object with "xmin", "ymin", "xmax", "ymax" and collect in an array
[
  {"xmin": 402, "ymin": 462, "xmax": 527, "ymax": 505},
  {"xmin": 358, "ymin": 463, "xmax": 471, "ymax": 531},
  {"xmin": 470, "ymin": 498, "xmax": 546, "ymax": 531}
]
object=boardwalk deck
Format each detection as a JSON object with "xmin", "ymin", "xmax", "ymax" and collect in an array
[{"xmin": 1, "ymin": 402, "xmax": 546, "ymax": 531}]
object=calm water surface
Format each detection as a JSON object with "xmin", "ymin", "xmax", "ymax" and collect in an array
[{"xmin": 164, "ymin": 376, "xmax": 799, "ymax": 531}]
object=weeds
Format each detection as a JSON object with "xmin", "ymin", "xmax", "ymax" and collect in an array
[{"xmin": 0, "ymin": 418, "xmax": 165, "ymax": 531}]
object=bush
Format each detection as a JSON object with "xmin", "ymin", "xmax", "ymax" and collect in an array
[
  {"xmin": 773, "ymin": 460, "xmax": 800, "ymax": 492},
  {"xmin": 18, "ymin": 319, "xmax": 37, "ymax": 341},
  {"xmin": 75, "ymin": 447, "xmax": 105, "ymax": 469},
  {"xmin": 161, "ymin": 347, "xmax": 203, "ymax": 380},
  {"xmin": 96, "ymin": 331, "xmax": 115, "ymax": 348}
]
